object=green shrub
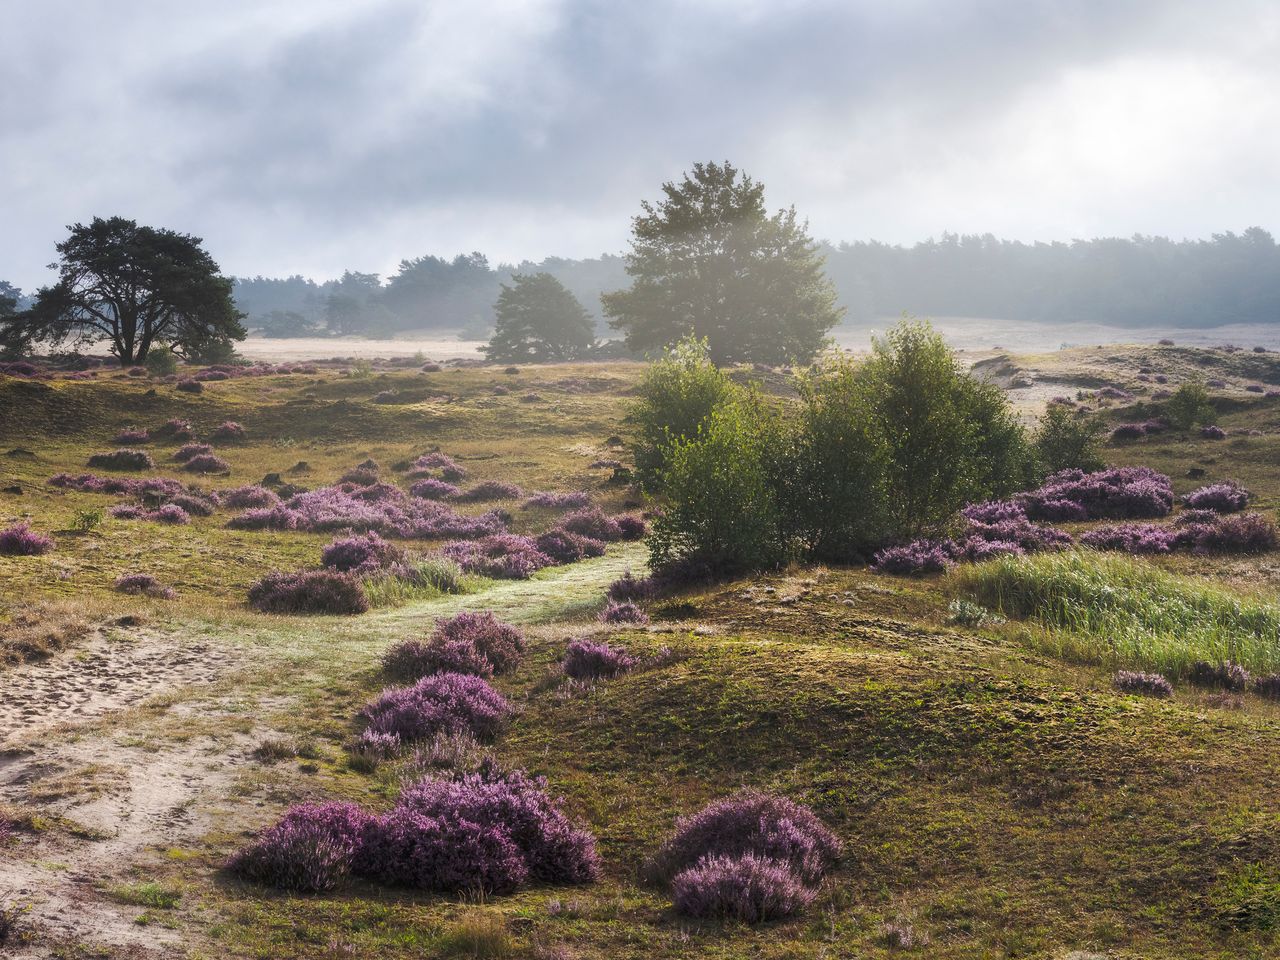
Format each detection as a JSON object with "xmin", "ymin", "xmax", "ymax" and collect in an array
[
  {"xmin": 1165, "ymin": 381, "xmax": 1215, "ymax": 430},
  {"xmin": 649, "ymin": 394, "xmax": 788, "ymax": 576},
  {"xmin": 1034, "ymin": 404, "xmax": 1106, "ymax": 474},
  {"xmin": 143, "ymin": 348, "xmax": 179, "ymax": 377},
  {"xmin": 629, "ymin": 336, "xmax": 737, "ymax": 490},
  {"xmin": 70, "ymin": 508, "xmax": 103, "ymax": 533}
]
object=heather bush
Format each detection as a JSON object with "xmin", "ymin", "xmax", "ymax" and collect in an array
[
  {"xmin": 409, "ymin": 478, "xmax": 460, "ymax": 500},
  {"xmin": 108, "ymin": 503, "xmax": 146, "ymax": 520},
  {"xmin": 1181, "ymin": 512, "xmax": 1278, "ymax": 554},
  {"xmin": 647, "ymin": 790, "xmax": 841, "ymax": 886},
  {"xmin": 113, "ymin": 572, "xmax": 175, "ymax": 599},
  {"xmin": 0, "ymin": 522, "xmax": 54, "ymax": 556},
  {"xmin": 1189, "ymin": 660, "xmax": 1250, "ymax": 691},
  {"xmin": 615, "ymin": 514, "xmax": 647, "ymax": 540},
  {"xmin": 228, "ymin": 486, "xmax": 506, "ymax": 540},
  {"xmin": 1165, "ymin": 381, "xmax": 1214, "ymax": 429},
  {"xmin": 598, "ymin": 600, "xmax": 649, "ymax": 624},
  {"xmin": 360, "ymin": 673, "xmax": 512, "ymax": 742},
  {"xmin": 562, "ymin": 639, "xmax": 637, "ymax": 680},
  {"xmin": 1201, "ymin": 424, "xmax": 1227, "ymax": 439},
  {"xmin": 87, "ymin": 448, "xmax": 155, "ymax": 471},
  {"xmin": 1252, "ymin": 674, "xmax": 1280, "ymax": 700},
  {"xmin": 871, "ymin": 539, "xmax": 954, "ymax": 576},
  {"xmin": 671, "ymin": 853, "xmax": 816, "ymax": 922},
  {"xmin": 964, "ymin": 517, "xmax": 1072, "ymax": 553},
  {"xmin": 151, "ymin": 503, "xmax": 191, "ymax": 525},
  {"xmin": 176, "ymin": 378, "xmax": 203, "ymax": 393},
  {"xmin": 962, "ymin": 500, "xmax": 1027, "ymax": 524},
  {"xmin": 456, "ymin": 481, "xmax": 523, "ymax": 503},
  {"xmin": 173, "ymin": 442, "xmax": 213, "ymax": 463},
  {"xmin": 409, "ymin": 452, "xmax": 467, "ymax": 482},
  {"xmin": 321, "ymin": 531, "xmax": 404, "ymax": 573},
  {"xmin": 956, "ymin": 536, "xmax": 1024, "ymax": 562},
  {"xmin": 114, "ymin": 427, "xmax": 150, "ymax": 444},
  {"xmin": 522, "ymin": 490, "xmax": 592, "ymax": 511},
  {"xmin": 169, "ymin": 493, "xmax": 215, "ymax": 517},
  {"xmin": 1021, "ymin": 467, "xmax": 1173, "ymax": 521},
  {"xmin": 183, "ymin": 453, "xmax": 230, "ymax": 474},
  {"xmin": 346, "ymin": 728, "xmax": 402, "ymax": 769},
  {"xmin": 1183, "ymin": 481, "xmax": 1250, "ymax": 513},
  {"xmin": 1080, "ymin": 523, "xmax": 1175, "ymax": 554},
  {"xmin": 1113, "ymin": 670, "xmax": 1173, "ymax": 698},
  {"xmin": 534, "ymin": 529, "xmax": 606, "ymax": 564},
  {"xmin": 383, "ymin": 612, "xmax": 525, "ymax": 681},
  {"xmin": 554, "ymin": 506, "xmax": 622, "ymax": 542},
  {"xmin": 221, "ymin": 485, "xmax": 280, "ymax": 509},
  {"xmin": 1110, "ymin": 422, "xmax": 1148, "ymax": 441},
  {"xmin": 212, "ymin": 421, "xmax": 246, "ymax": 443},
  {"xmin": 229, "ymin": 801, "xmax": 373, "ymax": 892},
  {"xmin": 156, "ymin": 417, "xmax": 194, "ymax": 441},
  {"xmin": 607, "ymin": 570, "xmax": 658, "ymax": 603},
  {"xmin": 442, "ymin": 535, "xmax": 553, "ymax": 579},
  {"xmin": 357, "ymin": 807, "xmax": 528, "ymax": 894},
  {"xmin": 247, "ymin": 569, "xmax": 370, "ymax": 615}
]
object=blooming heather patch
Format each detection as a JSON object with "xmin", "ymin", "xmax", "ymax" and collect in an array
[
  {"xmin": 49, "ymin": 473, "xmax": 190, "ymax": 499},
  {"xmin": 321, "ymin": 531, "xmax": 404, "ymax": 573},
  {"xmin": 456, "ymin": 481, "xmax": 523, "ymax": 503},
  {"xmin": 173, "ymin": 443, "xmax": 213, "ymax": 463},
  {"xmin": 360, "ymin": 673, "xmax": 512, "ymax": 742},
  {"xmin": 382, "ymin": 612, "xmax": 526, "ymax": 682},
  {"xmin": 614, "ymin": 514, "xmax": 648, "ymax": 540},
  {"xmin": 220, "ymin": 485, "xmax": 281, "ymax": 509},
  {"xmin": 1180, "ymin": 512, "xmax": 1278, "ymax": 554},
  {"xmin": 1253, "ymin": 674, "xmax": 1280, "ymax": 700},
  {"xmin": 607, "ymin": 570, "xmax": 658, "ymax": 603},
  {"xmin": 349, "ymin": 482, "xmax": 407, "ymax": 504},
  {"xmin": 229, "ymin": 486, "xmax": 506, "ymax": 540},
  {"xmin": 1021, "ymin": 467, "xmax": 1174, "ymax": 521},
  {"xmin": 1080, "ymin": 523, "xmax": 1176, "ymax": 554},
  {"xmin": 534, "ymin": 529, "xmax": 607, "ymax": 564},
  {"xmin": 0, "ymin": 522, "xmax": 54, "ymax": 556},
  {"xmin": 1110, "ymin": 423, "xmax": 1148, "ymax": 441},
  {"xmin": 965, "ymin": 518, "xmax": 1072, "ymax": 553},
  {"xmin": 108, "ymin": 504, "xmax": 146, "ymax": 520},
  {"xmin": 229, "ymin": 801, "xmax": 373, "ymax": 892},
  {"xmin": 183, "ymin": 453, "xmax": 230, "ymax": 474},
  {"xmin": 150, "ymin": 503, "xmax": 191, "ymax": 525},
  {"xmin": 211, "ymin": 421, "xmax": 247, "ymax": 443},
  {"xmin": 86, "ymin": 449, "xmax": 155, "ymax": 471},
  {"xmin": 562, "ymin": 639, "xmax": 637, "ymax": 680},
  {"xmin": 671, "ymin": 853, "xmax": 816, "ymax": 922},
  {"xmin": 409, "ymin": 478, "xmax": 460, "ymax": 501},
  {"xmin": 522, "ymin": 490, "xmax": 592, "ymax": 511},
  {"xmin": 1182, "ymin": 481, "xmax": 1250, "ymax": 513},
  {"xmin": 169, "ymin": 493, "xmax": 216, "ymax": 517},
  {"xmin": 442, "ymin": 535, "xmax": 553, "ymax": 579},
  {"xmin": 176, "ymin": 378, "xmax": 203, "ymax": 393},
  {"xmin": 248, "ymin": 570, "xmax": 370, "ymax": 615},
  {"xmin": 647, "ymin": 790, "xmax": 841, "ymax": 887},
  {"xmin": 1113, "ymin": 670, "xmax": 1173, "ymax": 698},
  {"xmin": 156, "ymin": 418, "xmax": 194, "ymax": 441},
  {"xmin": 113, "ymin": 573, "xmax": 175, "ymax": 599},
  {"xmin": 956, "ymin": 537, "xmax": 1024, "ymax": 562},
  {"xmin": 871, "ymin": 540, "xmax": 954, "ymax": 576},
  {"xmin": 558, "ymin": 506, "xmax": 625, "ymax": 542},
  {"xmin": 357, "ymin": 807, "xmax": 528, "ymax": 894},
  {"xmin": 114, "ymin": 427, "xmax": 150, "ymax": 444},
  {"xmin": 599, "ymin": 600, "xmax": 649, "ymax": 625},
  {"xmin": 1189, "ymin": 660, "xmax": 1250, "ymax": 691},
  {"xmin": 1201, "ymin": 425, "xmax": 1227, "ymax": 439},
  {"xmin": 962, "ymin": 500, "xmax": 1027, "ymax": 524}
]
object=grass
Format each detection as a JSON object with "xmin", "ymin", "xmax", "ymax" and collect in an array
[
  {"xmin": 953, "ymin": 550, "xmax": 1280, "ymax": 677},
  {"xmin": 105, "ymin": 881, "xmax": 183, "ymax": 909}
]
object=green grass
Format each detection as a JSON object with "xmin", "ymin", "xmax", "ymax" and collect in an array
[
  {"xmin": 953, "ymin": 550, "xmax": 1280, "ymax": 676},
  {"xmin": 105, "ymin": 880, "xmax": 183, "ymax": 909}
]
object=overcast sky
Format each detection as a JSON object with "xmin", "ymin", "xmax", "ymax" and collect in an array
[{"xmin": 3, "ymin": 0, "xmax": 1279, "ymax": 290}]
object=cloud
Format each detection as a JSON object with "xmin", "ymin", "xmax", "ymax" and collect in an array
[{"xmin": 1, "ymin": 0, "xmax": 1278, "ymax": 289}]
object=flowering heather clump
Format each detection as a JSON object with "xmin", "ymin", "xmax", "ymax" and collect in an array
[
  {"xmin": 647, "ymin": 790, "xmax": 841, "ymax": 887},
  {"xmin": 361, "ymin": 673, "xmax": 512, "ymax": 742},
  {"xmin": 114, "ymin": 427, "xmax": 150, "ymax": 444},
  {"xmin": 113, "ymin": 573, "xmax": 175, "ymax": 599},
  {"xmin": 176, "ymin": 378, "xmax": 203, "ymax": 393},
  {"xmin": 0, "ymin": 522, "xmax": 54, "ymax": 556},
  {"xmin": 599, "ymin": 600, "xmax": 649, "ymax": 625},
  {"xmin": 183, "ymin": 453, "xmax": 230, "ymax": 474},
  {"xmin": 671, "ymin": 853, "xmax": 816, "ymax": 922},
  {"xmin": 211, "ymin": 421, "xmax": 246, "ymax": 443},
  {"xmin": 229, "ymin": 801, "xmax": 373, "ymax": 892},
  {"xmin": 347, "ymin": 728, "xmax": 402, "ymax": 767},
  {"xmin": 156, "ymin": 418, "xmax": 195, "ymax": 440},
  {"xmin": 173, "ymin": 442, "xmax": 213, "ymax": 463},
  {"xmin": 221, "ymin": 485, "xmax": 281, "ymax": 509},
  {"xmin": 1113, "ymin": 670, "xmax": 1173, "ymax": 698},
  {"xmin": 383, "ymin": 612, "xmax": 526, "ymax": 682},
  {"xmin": 389, "ymin": 763, "xmax": 601, "ymax": 886},
  {"xmin": 87, "ymin": 448, "xmax": 155, "ymax": 471},
  {"xmin": 871, "ymin": 539, "xmax": 955, "ymax": 576},
  {"xmin": 1110, "ymin": 422, "xmax": 1148, "ymax": 441},
  {"xmin": 1097, "ymin": 386, "xmax": 1133, "ymax": 400},
  {"xmin": 228, "ymin": 486, "xmax": 506, "ymax": 540},
  {"xmin": 559, "ymin": 506, "xmax": 624, "ymax": 542},
  {"xmin": 408, "ymin": 452, "xmax": 467, "ymax": 483},
  {"xmin": 962, "ymin": 500, "xmax": 1027, "ymax": 524},
  {"xmin": 358, "ymin": 806, "xmax": 527, "ymax": 893},
  {"xmin": 109, "ymin": 503, "xmax": 146, "ymax": 520},
  {"xmin": 1189, "ymin": 660, "xmax": 1250, "ymax": 691},
  {"xmin": 1080, "ymin": 523, "xmax": 1176, "ymax": 554},
  {"xmin": 608, "ymin": 570, "xmax": 658, "ymax": 603},
  {"xmin": 1183, "ymin": 481, "xmax": 1250, "ymax": 513},
  {"xmin": 522, "ymin": 490, "xmax": 592, "ymax": 511},
  {"xmin": 169, "ymin": 493, "xmax": 216, "ymax": 517},
  {"xmin": 443, "ymin": 535, "xmax": 553, "ymax": 579},
  {"xmin": 534, "ymin": 529, "xmax": 606, "ymax": 564},
  {"xmin": 1252, "ymin": 674, "xmax": 1280, "ymax": 700},
  {"xmin": 957, "ymin": 537, "xmax": 1024, "ymax": 562},
  {"xmin": 410, "ymin": 478, "xmax": 460, "ymax": 500},
  {"xmin": 965, "ymin": 517, "xmax": 1073, "ymax": 553},
  {"xmin": 562, "ymin": 639, "xmax": 637, "ymax": 680},
  {"xmin": 1022, "ymin": 467, "xmax": 1174, "ymax": 521},
  {"xmin": 1181, "ymin": 512, "xmax": 1278, "ymax": 554},
  {"xmin": 248, "ymin": 569, "xmax": 370, "ymax": 615},
  {"xmin": 321, "ymin": 531, "xmax": 404, "ymax": 573},
  {"xmin": 1201, "ymin": 425, "xmax": 1227, "ymax": 439},
  {"xmin": 456, "ymin": 481, "xmax": 523, "ymax": 503},
  {"xmin": 150, "ymin": 503, "xmax": 191, "ymax": 525},
  {"xmin": 614, "ymin": 514, "xmax": 648, "ymax": 540}
]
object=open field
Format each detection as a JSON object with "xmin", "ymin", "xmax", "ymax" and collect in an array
[{"xmin": 6, "ymin": 345, "xmax": 1280, "ymax": 958}]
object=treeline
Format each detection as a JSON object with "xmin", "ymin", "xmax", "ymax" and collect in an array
[{"xmin": 230, "ymin": 228, "xmax": 1280, "ymax": 337}]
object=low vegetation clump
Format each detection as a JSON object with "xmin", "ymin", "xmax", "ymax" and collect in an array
[
  {"xmin": 220, "ymin": 485, "xmax": 280, "ymax": 509},
  {"xmin": 442, "ymin": 535, "xmax": 553, "ymax": 579},
  {"xmin": 155, "ymin": 418, "xmax": 195, "ymax": 441},
  {"xmin": 871, "ymin": 540, "xmax": 955, "ymax": 576},
  {"xmin": 229, "ymin": 802, "xmax": 373, "ymax": 892},
  {"xmin": 114, "ymin": 427, "xmax": 150, "ymax": 444},
  {"xmin": 87, "ymin": 448, "xmax": 155, "ymax": 471},
  {"xmin": 534, "ymin": 528, "xmax": 606, "ymax": 564},
  {"xmin": 1021, "ymin": 466, "xmax": 1174, "ymax": 521},
  {"xmin": 228, "ymin": 486, "xmax": 505, "ymax": 540},
  {"xmin": 409, "ymin": 478, "xmax": 460, "ymax": 500},
  {"xmin": 670, "ymin": 852, "xmax": 817, "ymax": 922},
  {"xmin": 173, "ymin": 442, "xmax": 213, "ymax": 463},
  {"xmin": 211, "ymin": 420, "xmax": 247, "ymax": 442},
  {"xmin": 1081, "ymin": 513, "xmax": 1279, "ymax": 556},
  {"xmin": 151, "ymin": 503, "xmax": 190, "ymax": 525},
  {"xmin": 0, "ymin": 522, "xmax": 54, "ymax": 556},
  {"xmin": 247, "ymin": 569, "xmax": 370, "ymax": 615},
  {"xmin": 183, "ymin": 453, "xmax": 230, "ymax": 474},
  {"xmin": 113, "ymin": 573, "xmax": 175, "ymax": 599},
  {"xmin": 382, "ymin": 612, "xmax": 525, "ymax": 682},
  {"xmin": 598, "ymin": 599, "xmax": 649, "ymax": 624},
  {"xmin": 1183, "ymin": 481, "xmax": 1250, "ymax": 513},
  {"xmin": 408, "ymin": 452, "xmax": 466, "ymax": 482},
  {"xmin": 523, "ymin": 490, "xmax": 591, "ymax": 511},
  {"xmin": 562, "ymin": 638, "xmax": 637, "ymax": 680},
  {"xmin": 607, "ymin": 570, "xmax": 658, "ymax": 603},
  {"xmin": 1201, "ymin": 425, "xmax": 1228, "ymax": 440},
  {"xmin": 1188, "ymin": 660, "xmax": 1250, "ymax": 691},
  {"xmin": 360, "ymin": 672, "xmax": 512, "ymax": 743},
  {"xmin": 455, "ymin": 481, "xmax": 523, "ymax": 503},
  {"xmin": 320, "ymin": 531, "xmax": 404, "ymax": 574},
  {"xmin": 1113, "ymin": 670, "xmax": 1174, "ymax": 698}
]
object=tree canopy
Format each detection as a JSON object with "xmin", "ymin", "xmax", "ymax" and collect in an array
[
  {"xmin": 601, "ymin": 161, "xmax": 843, "ymax": 364},
  {"xmin": 483, "ymin": 272, "xmax": 595, "ymax": 362},
  {"xmin": 2, "ymin": 217, "xmax": 244, "ymax": 364}
]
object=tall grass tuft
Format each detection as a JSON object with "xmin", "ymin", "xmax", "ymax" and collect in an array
[{"xmin": 953, "ymin": 550, "xmax": 1280, "ymax": 677}]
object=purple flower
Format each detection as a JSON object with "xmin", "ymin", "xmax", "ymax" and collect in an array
[
  {"xmin": 534, "ymin": 529, "xmax": 607, "ymax": 564},
  {"xmin": 220, "ymin": 485, "xmax": 281, "ymax": 509},
  {"xmin": 455, "ymin": 481, "xmax": 523, "ymax": 503},
  {"xmin": 184, "ymin": 453, "xmax": 231, "ymax": 474},
  {"xmin": 1182, "ymin": 481, "xmax": 1249, "ymax": 513},
  {"xmin": 321, "ymin": 531, "xmax": 404, "ymax": 573},
  {"xmin": 671, "ymin": 854, "xmax": 816, "ymax": 922},
  {"xmin": 113, "ymin": 573, "xmax": 175, "ymax": 599},
  {"xmin": 562, "ymin": 639, "xmax": 637, "ymax": 680},
  {"xmin": 598, "ymin": 600, "xmax": 649, "ymax": 625},
  {"xmin": 0, "ymin": 522, "xmax": 54, "ymax": 556},
  {"xmin": 211, "ymin": 421, "xmax": 246, "ymax": 442},
  {"xmin": 442, "ymin": 535, "xmax": 553, "ymax": 579},
  {"xmin": 382, "ymin": 611, "xmax": 525, "ymax": 681},
  {"xmin": 361, "ymin": 672, "xmax": 512, "ymax": 742},
  {"xmin": 871, "ymin": 539, "xmax": 955, "ymax": 576},
  {"xmin": 522, "ymin": 490, "xmax": 592, "ymax": 511},
  {"xmin": 409, "ymin": 478, "xmax": 460, "ymax": 500},
  {"xmin": 229, "ymin": 801, "xmax": 373, "ymax": 892}
]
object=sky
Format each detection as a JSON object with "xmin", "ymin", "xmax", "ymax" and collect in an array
[{"xmin": 3, "ymin": 0, "xmax": 1279, "ymax": 291}]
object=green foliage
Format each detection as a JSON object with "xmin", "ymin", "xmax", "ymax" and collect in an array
[
  {"xmin": 70, "ymin": 508, "xmax": 103, "ymax": 533},
  {"xmin": 629, "ymin": 336, "xmax": 737, "ymax": 490},
  {"xmin": 350, "ymin": 358, "xmax": 373, "ymax": 379},
  {"xmin": 143, "ymin": 347, "xmax": 179, "ymax": 377},
  {"xmin": 602, "ymin": 161, "xmax": 842, "ymax": 364},
  {"xmin": 1033, "ymin": 404, "xmax": 1105, "ymax": 473},
  {"xmin": 649, "ymin": 394, "xmax": 788, "ymax": 576},
  {"xmin": 857, "ymin": 319, "xmax": 1032, "ymax": 536},
  {"xmin": 1165, "ymin": 381, "xmax": 1216, "ymax": 430},
  {"xmin": 955, "ymin": 550, "xmax": 1280, "ymax": 677},
  {"xmin": 484, "ymin": 272, "xmax": 595, "ymax": 363}
]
